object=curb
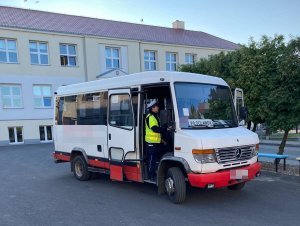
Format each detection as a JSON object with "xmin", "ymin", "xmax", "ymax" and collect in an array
[{"xmin": 260, "ymin": 142, "xmax": 300, "ymax": 148}]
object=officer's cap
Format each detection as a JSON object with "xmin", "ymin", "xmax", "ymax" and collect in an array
[{"xmin": 147, "ymin": 100, "xmax": 158, "ymax": 109}]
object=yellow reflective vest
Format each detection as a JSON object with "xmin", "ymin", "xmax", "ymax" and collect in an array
[{"xmin": 145, "ymin": 113, "xmax": 161, "ymax": 143}]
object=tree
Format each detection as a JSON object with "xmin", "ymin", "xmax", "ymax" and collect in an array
[
  {"xmin": 180, "ymin": 35, "xmax": 300, "ymax": 154},
  {"xmin": 267, "ymin": 37, "xmax": 300, "ymax": 154}
]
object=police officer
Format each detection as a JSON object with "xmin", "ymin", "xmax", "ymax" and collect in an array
[{"xmin": 145, "ymin": 100, "xmax": 166, "ymax": 182}]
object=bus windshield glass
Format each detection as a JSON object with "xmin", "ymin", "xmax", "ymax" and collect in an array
[{"xmin": 175, "ymin": 82, "xmax": 238, "ymax": 129}]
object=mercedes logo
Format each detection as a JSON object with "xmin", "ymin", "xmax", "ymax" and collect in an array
[{"xmin": 235, "ymin": 148, "xmax": 242, "ymax": 159}]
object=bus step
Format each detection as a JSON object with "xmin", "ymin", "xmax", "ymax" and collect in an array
[{"xmin": 88, "ymin": 167, "xmax": 110, "ymax": 174}]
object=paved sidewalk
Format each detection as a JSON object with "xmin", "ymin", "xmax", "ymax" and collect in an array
[{"xmin": 260, "ymin": 139, "xmax": 300, "ymax": 147}]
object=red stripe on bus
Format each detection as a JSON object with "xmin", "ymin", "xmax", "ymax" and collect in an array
[
  {"xmin": 53, "ymin": 152, "xmax": 71, "ymax": 161},
  {"xmin": 88, "ymin": 159, "xmax": 110, "ymax": 169}
]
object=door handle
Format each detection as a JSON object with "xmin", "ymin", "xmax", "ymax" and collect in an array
[{"xmin": 109, "ymin": 133, "xmax": 111, "ymax": 140}]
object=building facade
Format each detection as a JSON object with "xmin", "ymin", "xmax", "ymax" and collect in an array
[{"xmin": 0, "ymin": 6, "xmax": 239, "ymax": 145}]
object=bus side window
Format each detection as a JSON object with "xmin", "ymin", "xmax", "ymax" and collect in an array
[
  {"xmin": 76, "ymin": 91, "xmax": 108, "ymax": 125},
  {"xmin": 62, "ymin": 95, "xmax": 77, "ymax": 125},
  {"xmin": 55, "ymin": 97, "xmax": 64, "ymax": 125}
]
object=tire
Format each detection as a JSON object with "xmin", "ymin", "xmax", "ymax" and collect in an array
[
  {"xmin": 71, "ymin": 155, "xmax": 91, "ymax": 181},
  {"xmin": 164, "ymin": 167, "xmax": 186, "ymax": 204},
  {"xmin": 227, "ymin": 182, "xmax": 245, "ymax": 191}
]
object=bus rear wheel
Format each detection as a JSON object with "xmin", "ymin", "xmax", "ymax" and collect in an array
[
  {"xmin": 72, "ymin": 155, "xmax": 91, "ymax": 181},
  {"xmin": 164, "ymin": 167, "xmax": 186, "ymax": 204}
]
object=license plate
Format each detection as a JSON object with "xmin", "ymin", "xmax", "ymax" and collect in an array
[{"xmin": 230, "ymin": 169, "xmax": 248, "ymax": 180}]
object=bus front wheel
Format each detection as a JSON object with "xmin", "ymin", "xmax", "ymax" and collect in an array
[{"xmin": 164, "ymin": 167, "xmax": 186, "ymax": 204}]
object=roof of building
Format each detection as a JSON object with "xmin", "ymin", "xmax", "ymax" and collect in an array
[
  {"xmin": 0, "ymin": 6, "xmax": 239, "ymax": 50},
  {"xmin": 56, "ymin": 71, "xmax": 228, "ymax": 95}
]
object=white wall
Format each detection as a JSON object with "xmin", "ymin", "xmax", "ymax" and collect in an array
[{"xmin": 0, "ymin": 75, "xmax": 83, "ymax": 121}]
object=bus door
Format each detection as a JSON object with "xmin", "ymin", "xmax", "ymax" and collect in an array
[{"xmin": 107, "ymin": 89, "xmax": 135, "ymax": 181}]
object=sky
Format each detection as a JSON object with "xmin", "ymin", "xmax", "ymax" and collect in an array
[{"xmin": 0, "ymin": 0, "xmax": 299, "ymax": 45}]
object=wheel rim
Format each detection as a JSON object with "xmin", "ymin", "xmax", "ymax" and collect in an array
[
  {"xmin": 74, "ymin": 161, "xmax": 83, "ymax": 177},
  {"xmin": 165, "ymin": 177, "xmax": 175, "ymax": 196}
]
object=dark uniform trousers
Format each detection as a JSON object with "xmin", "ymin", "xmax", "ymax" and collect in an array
[{"xmin": 146, "ymin": 143, "xmax": 159, "ymax": 180}]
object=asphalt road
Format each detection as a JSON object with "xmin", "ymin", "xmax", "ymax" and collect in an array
[{"xmin": 0, "ymin": 144, "xmax": 299, "ymax": 226}]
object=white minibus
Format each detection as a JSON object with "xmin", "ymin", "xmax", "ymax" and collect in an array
[{"xmin": 53, "ymin": 71, "xmax": 261, "ymax": 203}]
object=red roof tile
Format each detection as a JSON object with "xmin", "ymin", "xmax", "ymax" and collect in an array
[{"xmin": 0, "ymin": 6, "xmax": 239, "ymax": 50}]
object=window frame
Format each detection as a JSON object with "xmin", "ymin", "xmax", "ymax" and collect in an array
[
  {"xmin": 39, "ymin": 125, "xmax": 53, "ymax": 142},
  {"xmin": 105, "ymin": 46, "xmax": 120, "ymax": 69},
  {"xmin": 185, "ymin": 53, "xmax": 196, "ymax": 64},
  {"xmin": 0, "ymin": 38, "xmax": 18, "ymax": 64},
  {"xmin": 59, "ymin": 43, "xmax": 77, "ymax": 67},
  {"xmin": 166, "ymin": 52, "xmax": 177, "ymax": 71},
  {"xmin": 144, "ymin": 50, "xmax": 157, "ymax": 71},
  {"xmin": 29, "ymin": 41, "xmax": 49, "ymax": 65},
  {"xmin": 108, "ymin": 93, "xmax": 134, "ymax": 131},
  {"xmin": 0, "ymin": 84, "xmax": 23, "ymax": 109},
  {"xmin": 8, "ymin": 127, "xmax": 24, "ymax": 144},
  {"xmin": 33, "ymin": 85, "xmax": 52, "ymax": 108}
]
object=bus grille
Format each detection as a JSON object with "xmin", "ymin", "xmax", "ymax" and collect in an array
[{"xmin": 215, "ymin": 146, "xmax": 254, "ymax": 164}]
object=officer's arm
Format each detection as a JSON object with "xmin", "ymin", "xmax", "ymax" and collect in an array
[{"xmin": 151, "ymin": 125, "xmax": 167, "ymax": 133}]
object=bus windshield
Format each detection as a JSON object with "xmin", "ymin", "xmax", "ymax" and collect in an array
[{"xmin": 174, "ymin": 82, "xmax": 238, "ymax": 129}]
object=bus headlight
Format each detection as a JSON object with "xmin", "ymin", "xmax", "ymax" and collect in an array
[
  {"xmin": 251, "ymin": 144, "xmax": 259, "ymax": 157},
  {"xmin": 192, "ymin": 149, "xmax": 217, "ymax": 163}
]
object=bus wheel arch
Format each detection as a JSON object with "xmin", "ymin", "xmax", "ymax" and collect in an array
[
  {"xmin": 70, "ymin": 148, "xmax": 89, "ymax": 171},
  {"xmin": 70, "ymin": 149, "xmax": 91, "ymax": 181}
]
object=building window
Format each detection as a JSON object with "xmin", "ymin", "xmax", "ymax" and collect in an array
[
  {"xmin": 185, "ymin": 53, "xmax": 196, "ymax": 64},
  {"xmin": 144, "ymin": 50, "xmax": 157, "ymax": 70},
  {"xmin": 166, "ymin": 52, "xmax": 177, "ymax": 71},
  {"xmin": 39, "ymin": 126, "xmax": 53, "ymax": 142},
  {"xmin": 105, "ymin": 47, "xmax": 120, "ymax": 69},
  {"xmin": 0, "ymin": 38, "xmax": 18, "ymax": 63},
  {"xmin": 8, "ymin": 127, "xmax": 23, "ymax": 144},
  {"xmin": 60, "ymin": 44, "xmax": 77, "ymax": 66},
  {"xmin": 30, "ymin": 41, "xmax": 49, "ymax": 65},
  {"xmin": 33, "ymin": 85, "xmax": 52, "ymax": 108},
  {"xmin": 0, "ymin": 85, "xmax": 22, "ymax": 108}
]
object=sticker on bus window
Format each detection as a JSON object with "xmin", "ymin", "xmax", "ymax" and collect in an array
[
  {"xmin": 183, "ymin": 108, "xmax": 189, "ymax": 116},
  {"xmin": 188, "ymin": 119, "xmax": 213, "ymax": 127}
]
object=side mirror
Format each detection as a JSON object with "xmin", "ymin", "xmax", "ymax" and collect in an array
[{"xmin": 239, "ymin": 106, "xmax": 248, "ymax": 120}]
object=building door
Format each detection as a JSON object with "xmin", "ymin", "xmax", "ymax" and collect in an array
[
  {"xmin": 8, "ymin": 127, "xmax": 23, "ymax": 144},
  {"xmin": 107, "ymin": 89, "xmax": 135, "ymax": 181},
  {"xmin": 39, "ymin": 125, "xmax": 53, "ymax": 142}
]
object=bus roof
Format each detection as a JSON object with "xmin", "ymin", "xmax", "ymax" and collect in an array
[{"xmin": 56, "ymin": 71, "xmax": 228, "ymax": 95}]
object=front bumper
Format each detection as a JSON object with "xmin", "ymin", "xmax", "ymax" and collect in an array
[{"xmin": 188, "ymin": 162, "xmax": 261, "ymax": 188}]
